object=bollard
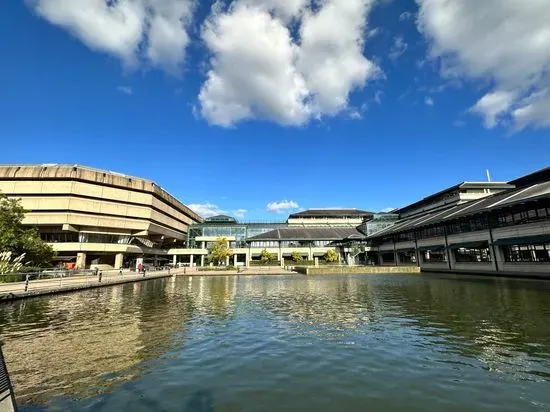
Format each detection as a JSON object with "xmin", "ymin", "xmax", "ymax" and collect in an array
[
  {"xmin": 119, "ymin": 269, "xmax": 123, "ymax": 276},
  {"xmin": 24, "ymin": 274, "xmax": 30, "ymax": 292},
  {"xmin": 98, "ymin": 271, "xmax": 103, "ymax": 283},
  {"xmin": 143, "ymin": 269, "xmax": 146, "ymax": 278}
]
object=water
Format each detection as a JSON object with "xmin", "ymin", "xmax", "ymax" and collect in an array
[{"xmin": 1, "ymin": 274, "xmax": 550, "ymax": 411}]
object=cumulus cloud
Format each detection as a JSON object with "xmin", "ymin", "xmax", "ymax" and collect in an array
[
  {"xmin": 267, "ymin": 200, "xmax": 299, "ymax": 213},
  {"xmin": 199, "ymin": 0, "xmax": 379, "ymax": 126},
  {"xmin": 188, "ymin": 203, "xmax": 227, "ymax": 218},
  {"xmin": 424, "ymin": 96, "xmax": 434, "ymax": 106},
  {"xmin": 29, "ymin": 0, "xmax": 194, "ymax": 73},
  {"xmin": 117, "ymin": 86, "xmax": 133, "ymax": 95},
  {"xmin": 416, "ymin": 0, "xmax": 550, "ymax": 130}
]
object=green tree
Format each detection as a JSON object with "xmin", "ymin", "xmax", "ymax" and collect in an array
[
  {"xmin": 260, "ymin": 249, "xmax": 277, "ymax": 265},
  {"xmin": 291, "ymin": 250, "xmax": 303, "ymax": 262},
  {"xmin": 324, "ymin": 249, "xmax": 339, "ymax": 263},
  {"xmin": 0, "ymin": 194, "xmax": 55, "ymax": 267},
  {"xmin": 209, "ymin": 237, "xmax": 232, "ymax": 266}
]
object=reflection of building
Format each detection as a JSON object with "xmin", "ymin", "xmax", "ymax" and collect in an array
[
  {"xmin": 0, "ymin": 164, "xmax": 202, "ymax": 269},
  {"xmin": 368, "ymin": 168, "xmax": 550, "ymax": 277}
]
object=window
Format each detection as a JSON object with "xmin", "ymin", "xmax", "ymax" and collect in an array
[
  {"xmin": 422, "ymin": 249, "xmax": 446, "ymax": 263},
  {"xmin": 501, "ymin": 243, "xmax": 550, "ymax": 263},
  {"xmin": 454, "ymin": 247, "xmax": 491, "ymax": 263}
]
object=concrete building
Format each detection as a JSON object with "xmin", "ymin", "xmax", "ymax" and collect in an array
[
  {"xmin": 368, "ymin": 168, "xmax": 550, "ymax": 277},
  {"xmin": 0, "ymin": 164, "xmax": 202, "ymax": 270}
]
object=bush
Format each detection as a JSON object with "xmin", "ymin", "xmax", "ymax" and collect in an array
[{"xmin": 249, "ymin": 260, "xmax": 281, "ymax": 266}]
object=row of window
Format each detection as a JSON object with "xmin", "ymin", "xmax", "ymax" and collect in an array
[
  {"xmin": 375, "ymin": 201, "xmax": 550, "ymax": 243},
  {"xmin": 502, "ymin": 244, "xmax": 550, "ymax": 263},
  {"xmin": 494, "ymin": 206, "xmax": 550, "ymax": 227},
  {"xmin": 454, "ymin": 247, "xmax": 491, "ymax": 263},
  {"xmin": 40, "ymin": 233, "xmax": 131, "ymax": 244}
]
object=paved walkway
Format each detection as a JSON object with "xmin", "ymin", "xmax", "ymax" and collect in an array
[{"xmin": 0, "ymin": 269, "xmax": 183, "ymax": 301}]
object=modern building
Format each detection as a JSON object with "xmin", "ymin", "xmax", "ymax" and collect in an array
[
  {"xmin": 287, "ymin": 209, "xmax": 372, "ymax": 227},
  {"xmin": 0, "ymin": 164, "xmax": 202, "ymax": 269},
  {"xmin": 2, "ymin": 163, "xmax": 549, "ymax": 276},
  {"xmin": 368, "ymin": 168, "xmax": 550, "ymax": 277}
]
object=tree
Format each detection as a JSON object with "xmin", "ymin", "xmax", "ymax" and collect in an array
[
  {"xmin": 260, "ymin": 249, "xmax": 277, "ymax": 265},
  {"xmin": 209, "ymin": 237, "xmax": 232, "ymax": 266},
  {"xmin": 0, "ymin": 193, "xmax": 54, "ymax": 267},
  {"xmin": 324, "ymin": 249, "xmax": 339, "ymax": 263},
  {"xmin": 291, "ymin": 250, "xmax": 303, "ymax": 262}
]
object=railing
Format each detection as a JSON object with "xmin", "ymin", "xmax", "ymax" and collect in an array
[{"xmin": 0, "ymin": 344, "xmax": 18, "ymax": 411}]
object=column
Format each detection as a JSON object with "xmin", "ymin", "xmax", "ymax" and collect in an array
[
  {"xmin": 449, "ymin": 248, "xmax": 457, "ymax": 270},
  {"xmin": 172, "ymin": 254, "xmax": 177, "ymax": 266},
  {"xmin": 115, "ymin": 253, "xmax": 124, "ymax": 270},
  {"xmin": 245, "ymin": 251, "xmax": 250, "ymax": 267},
  {"xmin": 190, "ymin": 254, "xmax": 194, "ymax": 268},
  {"xmin": 225, "ymin": 256, "xmax": 230, "ymax": 266},
  {"xmin": 314, "ymin": 257, "xmax": 319, "ymax": 267},
  {"xmin": 378, "ymin": 252, "xmax": 384, "ymax": 266},
  {"xmin": 76, "ymin": 252, "xmax": 86, "ymax": 269},
  {"xmin": 200, "ymin": 255, "xmax": 205, "ymax": 267},
  {"xmin": 280, "ymin": 257, "xmax": 285, "ymax": 268},
  {"xmin": 234, "ymin": 254, "xmax": 239, "ymax": 267}
]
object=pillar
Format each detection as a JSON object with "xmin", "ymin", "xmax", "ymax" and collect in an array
[
  {"xmin": 200, "ymin": 255, "xmax": 205, "ymax": 267},
  {"xmin": 225, "ymin": 256, "xmax": 230, "ymax": 266},
  {"xmin": 378, "ymin": 253, "xmax": 384, "ymax": 265},
  {"xmin": 190, "ymin": 254, "xmax": 194, "ymax": 268},
  {"xmin": 315, "ymin": 257, "xmax": 319, "ymax": 267},
  {"xmin": 114, "ymin": 253, "xmax": 124, "ymax": 270},
  {"xmin": 76, "ymin": 252, "xmax": 86, "ymax": 269},
  {"xmin": 246, "ymin": 252, "xmax": 250, "ymax": 267},
  {"xmin": 172, "ymin": 254, "xmax": 177, "ymax": 266},
  {"xmin": 281, "ymin": 257, "xmax": 284, "ymax": 268},
  {"xmin": 234, "ymin": 254, "xmax": 239, "ymax": 266}
]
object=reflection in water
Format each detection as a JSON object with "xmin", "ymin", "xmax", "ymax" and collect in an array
[{"xmin": 0, "ymin": 274, "xmax": 550, "ymax": 411}]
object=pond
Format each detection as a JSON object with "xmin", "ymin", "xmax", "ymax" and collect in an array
[{"xmin": 1, "ymin": 274, "xmax": 550, "ymax": 411}]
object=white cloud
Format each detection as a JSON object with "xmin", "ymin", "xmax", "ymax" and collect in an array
[
  {"xmin": 399, "ymin": 11, "xmax": 413, "ymax": 21},
  {"xmin": 188, "ymin": 203, "xmax": 227, "ymax": 218},
  {"xmin": 267, "ymin": 200, "xmax": 299, "ymax": 213},
  {"xmin": 389, "ymin": 36, "xmax": 407, "ymax": 61},
  {"xmin": 199, "ymin": 0, "xmax": 379, "ymax": 127},
  {"xmin": 469, "ymin": 90, "xmax": 516, "ymax": 128},
  {"xmin": 416, "ymin": 0, "xmax": 550, "ymax": 130},
  {"xmin": 424, "ymin": 96, "xmax": 434, "ymax": 106},
  {"xmin": 117, "ymin": 86, "xmax": 133, "ymax": 95},
  {"xmin": 374, "ymin": 90, "xmax": 384, "ymax": 104},
  {"xmin": 380, "ymin": 207, "xmax": 396, "ymax": 213},
  {"xmin": 233, "ymin": 208, "xmax": 248, "ymax": 218},
  {"xmin": 29, "ymin": 0, "xmax": 194, "ymax": 74}
]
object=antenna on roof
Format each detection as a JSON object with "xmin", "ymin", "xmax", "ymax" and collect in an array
[{"xmin": 486, "ymin": 169, "xmax": 491, "ymax": 182}]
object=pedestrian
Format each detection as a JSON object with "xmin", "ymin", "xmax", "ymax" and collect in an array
[{"xmin": 137, "ymin": 262, "xmax": 143, "ymax": 274}]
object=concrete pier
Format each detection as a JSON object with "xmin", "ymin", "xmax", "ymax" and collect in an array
[{"xmin": 0, "ymin": 269, "xmax": 182, "ymax": 302}]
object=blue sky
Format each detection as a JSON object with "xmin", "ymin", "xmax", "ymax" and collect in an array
[{"xmin": 1, "ymin": 0, "xmax": 549, "ymax": 220}]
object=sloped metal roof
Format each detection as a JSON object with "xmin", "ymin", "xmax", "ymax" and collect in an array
[{"xmin": 247, "ymin": 227, "xmax": 365, "ymax": 241}]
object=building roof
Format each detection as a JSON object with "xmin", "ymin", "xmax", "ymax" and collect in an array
[
  {"xmin": 288, "ymin": 209, "xmax": 373, "ymax": 218},
  {"xmin": 204, "ymin": 215, "xmax": 238, "ymax": 223},
  {"xmin": 369, "ymin": 181, "xmax": 550, "ymax": 239},
  {"xmin": 247, "ymin": 227, "xmax": 365, "ymax": 241},
  {"xmin": 508, "ymin": 167, "xmax": 550, "ymax": 188},
  {"xmin": 396, "ymin": 181, "xmax": 514, "ymax": 215}
]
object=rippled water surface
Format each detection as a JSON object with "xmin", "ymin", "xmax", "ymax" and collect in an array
[{"xmin": 2, "ymin": 274, "xmax": 550, "ymax": 411}]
